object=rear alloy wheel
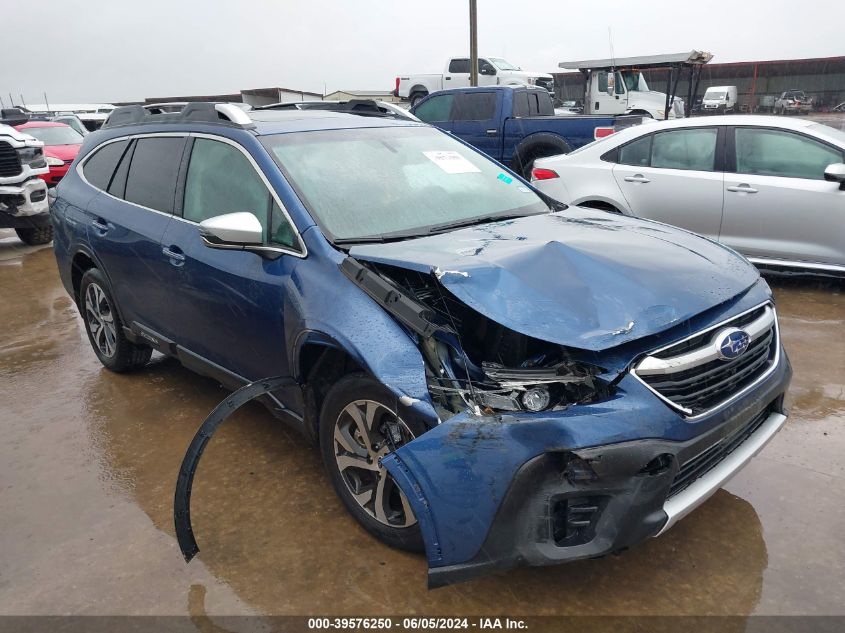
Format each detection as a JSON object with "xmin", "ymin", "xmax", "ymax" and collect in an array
[
  {"xmin": 320, "ymin": 375, "xmax": 424, "ymax": 552},
  {"xmin": 79, "ymin": 268, "xmax": 152, "ymax": 372},
  {"xmin": 85, "ymin": 282, "xmax": 118, "ymax": 359}
]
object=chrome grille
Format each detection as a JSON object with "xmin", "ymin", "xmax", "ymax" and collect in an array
[
  {"xmin": 633, "ymin": 304, "xmax": 778, "ymax": 417},
  {"xmin": 0, "ymin": 141, "xmax": 22, "ymax": 177}
]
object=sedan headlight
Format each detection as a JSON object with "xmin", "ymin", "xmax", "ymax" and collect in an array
[
  {"xmin": 17, "ymin": 147, "xmax": 46, "ymax": 169},
  {"xmin": 45, "ymin": 156, "xmax": 65, "ymax": 167}
]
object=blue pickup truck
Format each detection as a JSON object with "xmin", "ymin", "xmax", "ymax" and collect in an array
[{"xmin": 411, "ymin": 85, "xmax": 637, "ymax": 178}]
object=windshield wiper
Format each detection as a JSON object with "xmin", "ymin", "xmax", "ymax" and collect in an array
[
  {"xmin": 333, "ymin": 231, "xmax": 429, "ymax": 245},
  {"xmin": 426, "ymin": 211, "xmax": 541, "ymax": 235},
  {"xmin": 333, "ymin": 209, "xmax": 553, "ymax": 245}
]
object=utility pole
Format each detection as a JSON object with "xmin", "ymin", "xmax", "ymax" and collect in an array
[{"xmin": 469, "ymin": 0, "xmax": 478, "ymax": 87}]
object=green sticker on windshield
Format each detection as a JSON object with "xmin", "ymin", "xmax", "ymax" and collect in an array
[{"xmin": 497, "ymin": 173, "xmax": 513, "ymax": 184}]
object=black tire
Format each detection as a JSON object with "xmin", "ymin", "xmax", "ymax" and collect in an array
[
  {"xmin": 79, "ymin": 268, "xmax": 152, "ymax": 372},
  {"xmin": 410, "ymin": 91, "xmax": 427, "ymax": 108},
  {"xmin": 15, "ymin": 224, "xmax": 54, "ymax": 245},
  {"xmin": 512, "ymin": 134, "xmax": 572, "ymax": 180},
  {"xmin": 319, "ymin": 373, "xmax": 425, "ymax": 552}
]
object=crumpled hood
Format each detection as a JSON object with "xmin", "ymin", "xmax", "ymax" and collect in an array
[{"xmin": 349, "ymin": 208, "xmax": 759, "ymax": 351}]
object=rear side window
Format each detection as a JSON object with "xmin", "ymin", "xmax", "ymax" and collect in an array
[
  {"xmin": 734, "ymin": 128, "xmax": 843, "ymax": 180},
  {"xmin": 452, "ymin": 93, "xmax": 496, "ymax": 121},
  {"xmin": 108, "ymin": 140, "xmax": 134, "ymax": 198},
  {"xmin": 618, "ymin": 135, "xmax": 652, "ymax": 166},
  {"xmin": 513, "ymin": 91, "xmax": 554, "ymax": 117},
  {"xmin": 534, "ymin": 91, "xmax": 554, "ymax": 116},
  {"xmin": 449, "ymin": 59, "xmax": 470, "ymax": 74},
  {"xmin": 414, "ymin": 94, "xmax": 454, "ymax": 123},
  {"xmin": 513, "ymin": 92, "xmax": 530, "ymax": 117},
  {"xmin": 651, "ymin": 128, "xmax": 717, "ymax": 171},
  {"xmin": 82, "ymin": 140, "xmax": 129, "ymax": 190},
  {"xmin": 124, "ymin": 137, "xmax": 186, "ymax": 213}
]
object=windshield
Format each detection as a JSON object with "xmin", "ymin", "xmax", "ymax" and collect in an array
[
  {"xmin": 21, "ymin": 125, "xmax": 84, "ymax": 146},
  {"xmin": 261, "ymin": 126, "xmax": 548, "ymax": 242},
  {"xmin": 619, "ymin": 71, "xmax": 648, "ymax": 93},
  {"xmin": 490, "ymin": 58, "xmax": 518, "ymax": 71},
  {"xmin": 705, "ymin": 91, "xmax": 727, "ymax": 100}
]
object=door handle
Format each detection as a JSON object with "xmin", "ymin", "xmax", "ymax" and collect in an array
[
  {"xmin": 624, "ymin": 175, "xmax": 651, "ymax": 183},
  {"xmin": 486, "ymin": 129, "xmax": 497, "ymax": 136},
  {"xmin": 162, "ymin": 245, "xmax": 186, "ymax": 264},
  {"xmin": 91, "ymin": 218, "xmax": 108, "ymax": 233},
  {"xmin": 727, "ymin": 184, "xmax": 758, "ymax": 193},
  {"xmin": 445, "ymin": 76, "xmax": 451, "ymax": 80}
]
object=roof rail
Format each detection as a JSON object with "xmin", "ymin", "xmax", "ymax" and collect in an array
[
  {"xmin": 256, "ymin": 99, "xmax": 403, "ymax": 118},
  {"xmin": 102, "ymin": 102, "xmax": 255, "ymax": 130}
]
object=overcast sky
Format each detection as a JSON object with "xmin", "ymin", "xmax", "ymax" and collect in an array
[{"xmin": 3, "ymin": 0, "xmax": 843, "ymax": 105}]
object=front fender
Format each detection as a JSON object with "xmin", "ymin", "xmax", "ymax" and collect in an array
[{"xmin": 281, "ymin": 242, "xmax": 434, "ymax": 412}]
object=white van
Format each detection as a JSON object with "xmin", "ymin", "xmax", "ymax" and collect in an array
[{"xmin": 702, "ymin": 86, "xmax": 738, "ymax": 114}]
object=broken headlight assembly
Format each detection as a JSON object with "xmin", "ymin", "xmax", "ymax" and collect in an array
[
  {"xmin": 339, "ymin": 258, "xmax": 614, "ymax": 419},
  {"xmin": 422, "ymin": 335, "xmax": 612, "ymax": 418}
]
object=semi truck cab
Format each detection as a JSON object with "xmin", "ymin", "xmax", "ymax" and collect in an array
[{"xmin": 560, "ymin": 51, "xmax": 713, "ymax": 120}]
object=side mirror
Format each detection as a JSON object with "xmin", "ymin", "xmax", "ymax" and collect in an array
[
  {"xmin": 824, "ymin": 163, "xmax": 845, "ymax": 190},
  {"xmin": 200, "ymin": 212, "xmax": 263, "ymax": 247}
]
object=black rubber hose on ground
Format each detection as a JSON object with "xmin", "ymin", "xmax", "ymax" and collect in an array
[{"xmin": 174, "ymin": 376, "xmax": 298, "ymax": 562}]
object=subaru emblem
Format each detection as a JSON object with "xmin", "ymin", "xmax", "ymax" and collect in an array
[{"xmin": 715, "ymin": 328, "xmax": 751, "ymax": 361}]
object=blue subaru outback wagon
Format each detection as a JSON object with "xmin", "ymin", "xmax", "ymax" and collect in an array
[{"xmin": 51, "ymin": 102, "xmax": 791, "ymax": 587}]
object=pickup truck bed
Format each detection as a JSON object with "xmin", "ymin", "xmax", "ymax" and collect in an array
[{"xmin": 411, "ymin": 85, "xmax": 635, "ymax": 178}]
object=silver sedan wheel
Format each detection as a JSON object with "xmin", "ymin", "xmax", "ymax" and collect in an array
[
  {"xmin": 333, "ymin": 399, "xmax": 417, "ymax": 528},
  {"xmin": 84, "ymin": 282, "xmax": 117, "ymax": 358}
]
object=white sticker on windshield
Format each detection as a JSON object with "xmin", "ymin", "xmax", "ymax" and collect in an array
[{"xmin": 423, "ymin": 151, "xmax": 481, "ymax": 174}]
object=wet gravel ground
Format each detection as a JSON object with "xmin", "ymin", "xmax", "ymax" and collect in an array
[{"xmin": 0, "ymin": 230, "xmax": 843, "ymax": 618}]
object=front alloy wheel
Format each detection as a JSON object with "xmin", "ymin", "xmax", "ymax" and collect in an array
[{"xmin": 333, "ymin": 399, "xmax": 416, "ymax": 528}]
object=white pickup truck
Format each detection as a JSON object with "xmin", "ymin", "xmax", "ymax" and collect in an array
[
  {"xmin": 0, "ymin": 110, "xmax": 52, "ymax": 245},
  {"xmin": 395, "ymin": 57, "xmax": 554, "ymax": 106}
]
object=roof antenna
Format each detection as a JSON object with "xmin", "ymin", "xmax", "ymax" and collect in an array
[{"xmin": 608, "ymin": 26, "xmax": 616, "ymax": 87}]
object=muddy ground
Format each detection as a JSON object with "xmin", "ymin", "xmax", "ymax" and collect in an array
[{"xmin": 0, "ymin": 231, "xmax": 843, "ymax": 618}]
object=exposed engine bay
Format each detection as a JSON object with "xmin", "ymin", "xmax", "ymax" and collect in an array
[{"xmin": 340, "ymin": 257, "xmax": 615, "ymax": 419}]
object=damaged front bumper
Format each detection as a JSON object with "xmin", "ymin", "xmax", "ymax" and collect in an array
[
  {"xmin": 383, "ymin": 355, "xmax": 791, "ymax": 588},
  {"xmin": 0, "ymin": 177, "xmax": 49, "ymax": 221}
]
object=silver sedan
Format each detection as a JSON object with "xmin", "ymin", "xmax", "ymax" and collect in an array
[{"xmin": 532, "ymin": 115, "xmax": 845, "ymax": 275}]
